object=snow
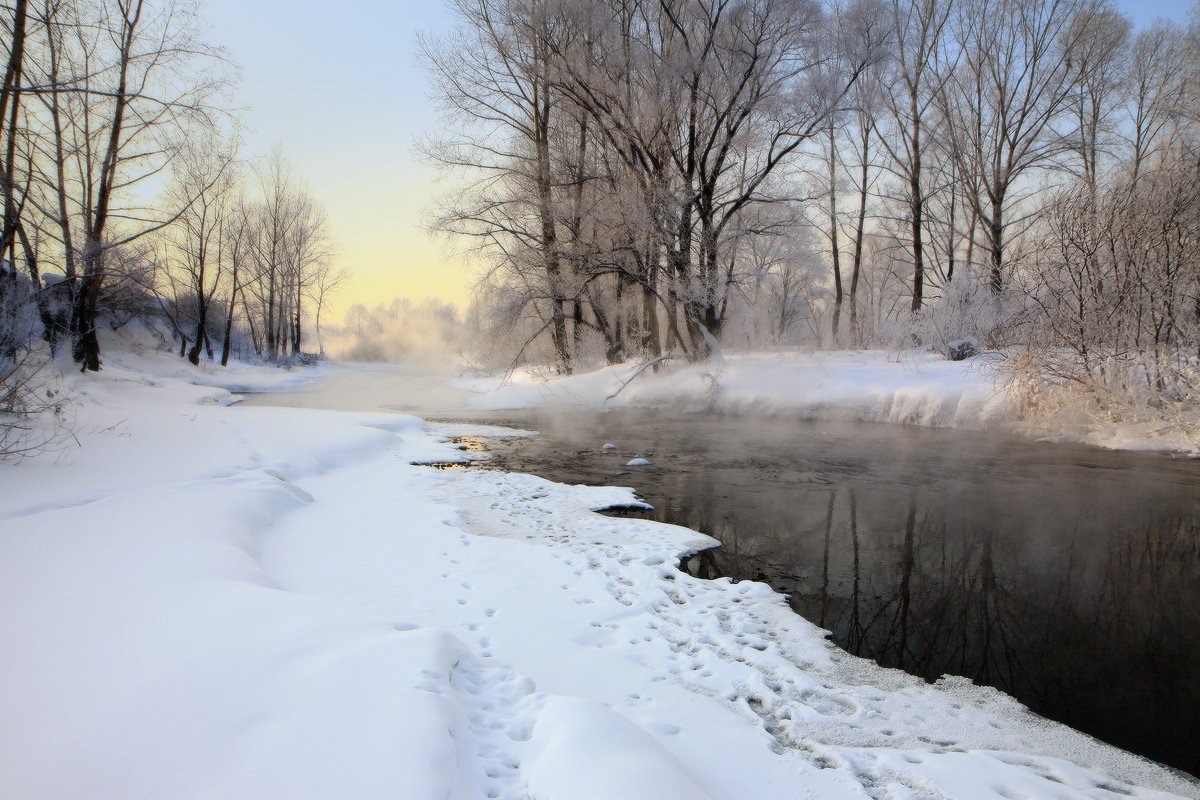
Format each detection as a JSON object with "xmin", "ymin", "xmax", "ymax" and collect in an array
[
  {"xmin": 458, "ymin": 350, "xmax": 1012, "ymax": 426},
  {"xmin": 2, "ymin": 341, "xmax": 1198, "ymax": 799},
  {"xmin": 524, "ymin": 697, "xmax": 714, "ymax": 800},
  {"xmin": 455, "ymin": 349, "xmax": 1198, "ymax": 453}
]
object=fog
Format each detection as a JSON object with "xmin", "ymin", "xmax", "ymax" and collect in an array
[{"xmin": 323, "ymin": 298, "xmax": 473, "ymax": 365}]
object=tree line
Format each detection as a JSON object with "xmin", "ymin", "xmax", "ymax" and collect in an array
[
  {"xmin": 0, "ymin": 0, "xmax": 339, "ymax": 377},
  {"xmin": 425, "ymin": 0, "xmax": 1199, "ymax": 416}
]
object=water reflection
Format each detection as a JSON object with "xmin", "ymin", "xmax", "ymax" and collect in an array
[
  {"xmin": 446, "ymin": 409, "xmax": 1200, "ymax": 777},
  {"xmin": 699, "ymin": 487, "xmax": 1200, "ymax": 774}
]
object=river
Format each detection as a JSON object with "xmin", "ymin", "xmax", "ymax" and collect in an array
[{"xmin": 242, "ymin": 373, "xmax": 1200, "ymax": 777}]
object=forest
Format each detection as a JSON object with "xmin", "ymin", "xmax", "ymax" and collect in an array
[
  {"xmin": 2, "ymin": 0, "xmax": 1199, "ymax": 454},
  {"xmin": 425, "ymin": 0, "xmax": 1199, "ymax": 423},
  {"xmin": 0, "ymin": 0, "xmax": 341, "ymax": 455}
]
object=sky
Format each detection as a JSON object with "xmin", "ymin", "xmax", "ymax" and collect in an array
[
  {"xmin": 198, "ymin": 0, "xmax": 1195, "ymax": 326},
  {"xmin": 200, "ymin": 0, "xmax": 464, "ymax": 324}
]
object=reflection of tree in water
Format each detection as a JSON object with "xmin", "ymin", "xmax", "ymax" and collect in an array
[
  {"xmin": 474, "ymin": 410, "xmax": 1200, "ymax": 776},
  {"xmin": 683, "ymin": 486, "xmax": 1200, "ymax": 776}
]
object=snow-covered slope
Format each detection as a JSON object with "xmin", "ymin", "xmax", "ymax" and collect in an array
[
  {"xmin": 459, "ymin": 350, "xmax": 1011, "ymax": 427},
  {"xmin": 1, "ymin": 346, "xmax": 1196, "ymax": 799},
  {"xmin": 458, "ymin": 349, "xmax": 1199, "ymax": 453}
]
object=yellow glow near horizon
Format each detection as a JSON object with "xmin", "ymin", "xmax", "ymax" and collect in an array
[
  {"xmin": 315, "ymin": 170, "xmax": 476, "ymax": 324},
  {"xmin": 196, "ymin": 0, "xmax": 474, "ymax": 329}
]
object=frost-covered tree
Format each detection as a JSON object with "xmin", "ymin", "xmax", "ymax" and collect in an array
[
  {"xmin": 427, "ymin": 0, "xmax": 884, "ymax": 367},
  {"xmin": 241, "ymin": 148, "xmax": 331, "ymax": 361},
  {"xmin": 936, "ymin": 0, "xmax": 1105, "ymax": 294},
  {"xmin": 161, "ymin": 137, "xmax": 239, "ymax": 365}
]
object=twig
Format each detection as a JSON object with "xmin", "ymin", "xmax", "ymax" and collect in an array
[{"xmin": 604, "ymin": 351, "xmax": 675, "ymax": 405}]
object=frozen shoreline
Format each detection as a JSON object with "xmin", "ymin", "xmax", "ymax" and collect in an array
[
  {"xmin": 457, "ymin": 350, "xmax": 1199, "ymax": 455},
  {"xmin": 2, "ymin": 346, "xmax": 1197, "ymax": 799}
]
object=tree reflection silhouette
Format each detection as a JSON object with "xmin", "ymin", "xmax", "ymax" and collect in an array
[{"xmin": 465, "ymin": 409, "xmax": 1200, "ymax": 775}]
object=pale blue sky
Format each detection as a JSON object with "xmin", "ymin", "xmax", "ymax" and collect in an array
[
  {"xmin": 197, "ymin": 0, "xmax": 1195, "ymax": 319},
  {"xmin": 1121, "ymin": 0, "xmax": 1195, "ymax": 26},
  {"xmin": 200, "ymin": 0, "xmax": 462, "ymax": 318}
]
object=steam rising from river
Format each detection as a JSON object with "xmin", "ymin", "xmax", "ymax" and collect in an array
[{"xmin": 324, "ymin": 298, "xmax": 472, "ymax": 364}]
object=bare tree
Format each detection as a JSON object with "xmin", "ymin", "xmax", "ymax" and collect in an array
[
  {"xmin": 820, "ymin": 118, "xmax": 849, "ymax": 342},
  {"xmin": 163, "ymin": 136, "xmax": 237, "ymax": 364},
  {"xmin": 1125, "ymin": 20, "xmax": 1191, "ymax": 184},
  {"xmin": 1019, "ymin": 142, "xmax": 1200, "ymax": 420},
  {"xmin": 936, "ymin": 0, "xmax": 1097, "ymax": 293},
  {"xmin": 218, "ymin": 194, "xmax": 250, "ymax": 366},
  {"xmin": 306, "ymin": 259, "xmax": 346, "ymax": 357},
  {"xmin": 423, "ymin": 0, "xmax": 577, "ymax": 372},
  {"xmin": 1062, "ymin": 1, "xmax": 1129, "ymax": 189},
  {"xmin": 52, "ymin": 0, "xmax": 228, "ymax": 370},
  {"xmin": 240, "ymin": 147, "xmax": 330, "ymax": 361},
  {"xmin": 523, "ymin": 0, "xmax": 877, "ymax": 359},
  {"xmin": 1, "ymin": 0, "xmax": 31, "ymax": 285},
  {"xmin": 874, "ymin": 0, "xmax": 954, "ymax": 313}
]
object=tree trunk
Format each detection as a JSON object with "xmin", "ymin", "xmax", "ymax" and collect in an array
[
  {"xmin": 221, "ymin": 265, "xmax": 240, "ymax": 366},
  {"xmin": 641, "ymin": 261, "xmax": 661, "ymax": 358},
  {"xmin": 989, "ymin": 199, "xmax": 1004, "ymax": 293},
  {"xmin": 573, "ymin": 298, "xmax": 584, "ymax": 350},
  {"xmin": 828, "ymin": 126, "xmax": 844, "ymax": 343},
  {"xmin": 0, "ymin": 0, "xmax": 28, "ymax": 272},
  {"xmin": 188, "ymin": 305, "xmax": 206, "ymax": 365},
  {"xmin": 532, "ymin": 36, "xmax": 570, "ymax": 374},
  {"xmin": 266, "ymin": 263, "xmax": 277, "ymax": 360},
  {"xmin": 72, "ymin": 0, "xmax": 142, "ymax": 371},
  {"xmin": 72, "ymin": 251, "xmax": 103, "ymax": 372},
  {"xmin": 850, "ymin": 125, "xmax": 870, "ymax": 343},
  {"xmin": 17, "ymin": 225, "xmax": 56, "ymax": 355},
  {"xmin": 909, "ymin": 90, "xmax": 925, "ymax": 314},
  {"xmin": 244, "ymin": 295, "xmax": 261, "ymax": 356}
]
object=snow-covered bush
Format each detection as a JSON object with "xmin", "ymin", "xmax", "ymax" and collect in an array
[
  {"xmin": 0, "ymin": 348, "xmax": 69, "ymax": 462},
  {"xmin": 1001, "ymin": 149, "xmax": 1200, "ymax": 439},
  {"xmin": 907, "ymin": 273, "xmax": 1025, "ymax": 357}
]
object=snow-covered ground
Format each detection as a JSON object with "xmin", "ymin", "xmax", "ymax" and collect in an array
[
  {"xmin": 3, "ymin": 344, "xmax": 1198, "ymax": 799},
  {"xmin": 460, "ymin": 350, "xmax": 1008, "ymax": 424},
  {"xmin": 457, "ymin": 350, "xmax": 1199, "ymax": 454}
]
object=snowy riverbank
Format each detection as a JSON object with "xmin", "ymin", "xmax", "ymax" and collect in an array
[
  {"xmin": 460, "ymin": 350, "xmax": 1010, "ymax": 426},
  {"xmin": 458, "ymin": 349, "xmax": 1199, "ymax": 454},
  {"xmin": 2, "ymin": 348, "xmax": 1197, "ymax": 799}
]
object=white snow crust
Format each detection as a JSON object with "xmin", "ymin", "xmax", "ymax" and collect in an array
[
  {"xmin": 2, "ymin": 344, "xmax": 1197, "ymax": 799},
  {"xmin": 455, "ymin": 350, "xmax": 1198, "ymax": 453},
  {"xmin": 458, "ymin": 350, "xmax": 1011, "ymax": 426}
]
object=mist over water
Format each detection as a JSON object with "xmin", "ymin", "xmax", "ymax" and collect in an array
[{"xmin": 323, "ymin": 298, "xmax": 472, "ymax": 366}]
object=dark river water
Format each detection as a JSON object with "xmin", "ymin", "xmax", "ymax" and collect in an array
[
  {"xmin": 241, "ymin": 382, "xmax": 1200, "ymax": 778},
  {"xmin": 430, "ymin": 409, "xmax": 1200, "ymax": 778}
]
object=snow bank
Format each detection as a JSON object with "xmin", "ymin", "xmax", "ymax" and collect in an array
[
  {"xmin": 524, "ymin": 698, "xmax": 714, "ymax": 800},
  {"xmin": 459, "ymin": 350, "xmax": 1013, "ymax": 431},
  {"xmin": 2, "ymin": 343, "xmax": 1196, "ymax": 799},
  {"xmin": 457, "ymin": 350, "xmax": 1200, "ymax": 453}
]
